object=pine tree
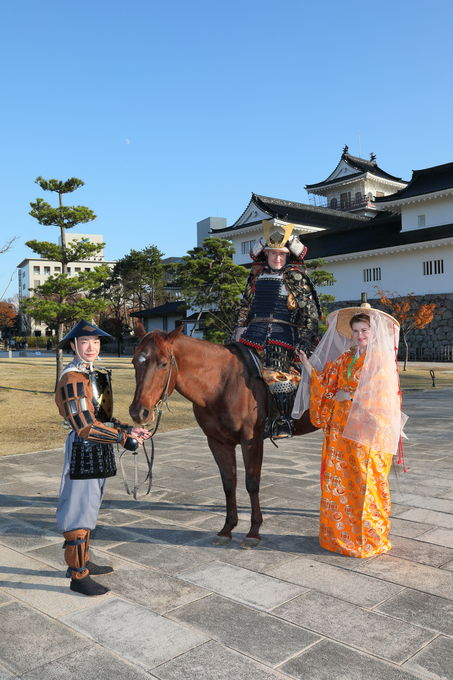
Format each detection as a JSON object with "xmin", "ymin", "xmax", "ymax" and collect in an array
[
  {"xmin": 22, "ymin": 177, "xmax": 110, "ymax": 384},
  {"xmin": 168, "ymin": 238, "xmax": 249, "ymax": 343}
]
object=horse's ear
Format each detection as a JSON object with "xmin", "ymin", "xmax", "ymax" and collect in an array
[
  {"xmin": 134, "ymin": 321, "xmax": 147, "ymax": 339},
  {"xmin": 167, "ymin": 324, "xmax": 184, "ymax": 344}
]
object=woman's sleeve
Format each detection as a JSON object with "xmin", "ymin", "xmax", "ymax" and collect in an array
[{"xmin": 309, "ymin": 358, "xmax": 341, "ymax": 429}]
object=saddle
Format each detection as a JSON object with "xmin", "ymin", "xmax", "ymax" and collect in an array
[
  {"xmin": 225, "ymin": 342, "xmax": 279, "ymax": 440},
  {"xmin": 225, "ymin": 341, "xmax": 263, "ymax": 380}
]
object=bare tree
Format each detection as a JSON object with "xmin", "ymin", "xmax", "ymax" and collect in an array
[{"xmin": 0, "ymin": 237, "xmax": 18, "ymax": 254}]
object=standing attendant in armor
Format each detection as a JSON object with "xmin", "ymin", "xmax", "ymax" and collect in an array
[
  {"xmin": 55, "ymin": 320, "xmax": 151, "ymax": 596},
  {"xmin": 234, "ymin": 221, "xmax": 320, "ymax": 438}
]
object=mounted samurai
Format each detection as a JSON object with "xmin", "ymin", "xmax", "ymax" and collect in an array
[{"xmin": 233, "ymin": 220, "xmax": 321, "ymax": 438}]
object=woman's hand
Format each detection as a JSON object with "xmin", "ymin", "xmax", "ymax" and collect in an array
[
  {"xmin": 131, "ymin": 427, "xmax": 152, "ymax": 444},
  {"xmin": 297, "ymin": 350, "xmax": 313, "ymax": 376}
]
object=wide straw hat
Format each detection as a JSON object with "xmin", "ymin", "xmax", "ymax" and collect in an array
[
  {"xmin": 58, "ymin": 319, "xmax": 113, "ymax": 349},
  {"xmin": 333, "ymin": 304, "xmax": 399, "ymax": 339}
]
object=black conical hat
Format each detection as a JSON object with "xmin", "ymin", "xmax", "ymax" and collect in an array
[{"xmin": 58, "ymin": 320, "xmax": 113, "ymax": 349}]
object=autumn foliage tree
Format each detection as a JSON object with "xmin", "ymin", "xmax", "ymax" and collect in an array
[
  {"xmin": 377, "ymin": 290, "xmax": 438, "ymax": 370},
  {"xmin": 0, "ymin": 302, "xmax": 17, "ymax": 339}
]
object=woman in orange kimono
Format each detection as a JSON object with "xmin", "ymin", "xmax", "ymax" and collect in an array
[{"xmin": 296, "ymin": 305, "xmax": 405, "ymax": 558}]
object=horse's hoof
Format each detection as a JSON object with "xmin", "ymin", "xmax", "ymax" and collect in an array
[
  {"xmin": 240, "ymin": 537, "xmax": 260, "ymax": 549},
  {"xmin": 213, "ymin": 535, "xmax": 232, "ymax": 545}
]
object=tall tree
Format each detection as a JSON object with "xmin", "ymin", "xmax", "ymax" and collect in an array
[
  {"xmin": 168, "ymin": 238, "xmax": 249, "ymax": 343},
  {"xmin": 23, "ymin": 177, "xmax": 110, "ymax": 384},
  {"xmin": 377, "ymin": 290, "xmax": 438, "ymax": 370},
  {"xmin": 109, "ymin": 245, "xmax": 165, "ymax": 311}
]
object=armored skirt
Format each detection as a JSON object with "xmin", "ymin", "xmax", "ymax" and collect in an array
[
  {"xmin": 56, "ymin": 431, "xmax": 108, "ymax": 532},
  {"xmin": 309, "ymin": 349, "xmax": 392, "ymax": 558}
]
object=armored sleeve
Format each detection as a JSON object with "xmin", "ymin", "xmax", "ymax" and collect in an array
[
  {"xmin": 55, "ymin": 371, "xmax": 129, "ymax": 445},
  {"xmin": 234, "ymin": 273, "xmax": 255, "ymax": 329},
  {"xmin": 284, "ymin": 266, "xmax": 321, "ymax": 356}
]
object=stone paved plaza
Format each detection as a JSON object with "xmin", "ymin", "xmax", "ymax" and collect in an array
[{"xmin": 0, "ymin": 388, "xmax": 452, "ymax": 679}]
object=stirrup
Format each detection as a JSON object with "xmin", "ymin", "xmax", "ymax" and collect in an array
[{"xmin": 271, "ymin": 417, "xmax": 294, "ymax": 439}]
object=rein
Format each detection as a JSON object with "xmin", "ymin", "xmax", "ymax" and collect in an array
[{"xmin": 119, "ymin": 350, "xmax": 177, "ymax": 500}]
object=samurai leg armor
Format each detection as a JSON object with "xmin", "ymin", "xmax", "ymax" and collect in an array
[
  {"xmin": 63, "ymin": 529, "xmax": 109, "ymax": 596},
  {"xmin": 63, "ymin": 529, "xmax": 90, "ymax": 580}
]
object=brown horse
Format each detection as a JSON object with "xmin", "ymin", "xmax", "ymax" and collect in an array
[{"xmin": 129, "ymin": 325, "xmax": 315, "ymax": 546}]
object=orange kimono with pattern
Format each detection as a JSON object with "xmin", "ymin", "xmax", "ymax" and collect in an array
[{"xmin": 310, "ymin": 348, "xmax": 393, "ymax": 558}]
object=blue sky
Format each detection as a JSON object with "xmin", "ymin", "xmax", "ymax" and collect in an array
[{"xmin": 1, "ymin": 0, "xmax": 453, "ymax": 298}]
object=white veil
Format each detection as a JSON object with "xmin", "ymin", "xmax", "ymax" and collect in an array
[{"xmin": 293, "ymin": 307, "xmax": 407, "ymax": 456}]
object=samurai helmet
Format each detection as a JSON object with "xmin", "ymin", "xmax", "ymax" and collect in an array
[
  {"xmin": 250, "ymin": 219, "xmax": 306, "ymax": 260},
  {"xmin": 263, "ymin": 220, "xmax": 295, "ymax": 252}
]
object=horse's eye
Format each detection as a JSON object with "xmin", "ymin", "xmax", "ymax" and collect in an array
[
  {"xmin": 137, "ymin": 354, "xmax": 147, "ymax": 365},
  {"xmin": 160, "ymin": 361, "xmax": 168, "ymax": 369}
]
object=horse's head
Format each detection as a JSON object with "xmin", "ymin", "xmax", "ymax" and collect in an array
[{"xmin": 129, "ymin": 324, "xmax": 183, "ymax": 424}]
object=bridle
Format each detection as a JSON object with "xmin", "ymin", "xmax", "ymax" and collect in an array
[
  {"xmin": 119, "ymin": 349, "xmax": 178, "ymax": 500},
  {"xmin": 147, "ymin": 350, "xmax": 178, "ymax": 437}
]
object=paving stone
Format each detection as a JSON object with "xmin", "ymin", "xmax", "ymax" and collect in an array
[
  {"xmin": 391, "ymin": 482, "xmax": 451, "ymax": 498},
  {"xmin": 403, "ymin": 635, "xmax": 453, "ymax": 680},
  {"xmin": 96, "ymin": 506, "xmax": 149, "ymax": 525},
  {"xmin": 122, "ymin": 518, "xmax": 210, "ymax": 545},
  {"xmin": 0, "ymin": 664, "xmax": 15, "ymax": 680},
  {"xmin": 376, "ymin": 589, "xmax": 453, "ymax": 635},
  {"xmin": 389, "ymin": 535, "xmax": 453, "ymax": 567},
  {"xmin": 20, "ymin": 644, "xmax": 154, "ymax": 680},
  {"xmin": 390, "ymin": 503, "xmax": 412, "ymax": 517},
  {"xmin": 206, "ymin": 544, "xmax": 299, "ymax": 573},
  {"xmin": 131, "ymin": 501, "xmax": 218, "ymax": 525},
  {"xmin": 0, "ymin": 517, "xmax": 60, "ymax": 552},
  {"xmin": 264, "ymin": 555, "xmax": 403, "ymax": 606},
  {"xmin": 177, "ymin": 560, "xmax": 306, "ymax": 610},
  {"xmin": 416, "ymin": 527, "xmax": 453, "ymax": 549},
  {"xmin": 280, "ymin": 638, "xmax": 421, "ymax": 680},
  {"xmin": 390, "ymin": 517, "xmax": 433, "ymax": 539},
  {"xmin": 272, "ymin": 591, "xmax": 435, "ymax": 663},
  {"xmin": 108, "ymin": 539, "xmax": 218, "ymax": 574},
  {"xmin": 153, "ymin": 640, "xmax": 287, "ymax": 680},
  {"xmin": 0, "ymin": 591, "xmax": 12, "ymax": 605},
  {"xmin": 396, "ymin": 508, "xmax": 453, "ymax": 530},
  {"xmin": 0, "ymin": 601, "xmax": 90, "ymax": 674},
  {"xmin": 355, "ymin": 554, "xmax": 453, "ymax": 599},
  {"xmin": 170, "ymin": 593, "xmax": 319, "ymax": 666},
  {"xmin": 392, "ymin": 492, "xmax": 453, "ymax": 514},
  {"xmin": 0, "ymin": 544, "xmax": 106, "ymax": 617},
  {"xmin": 94, "ymin": 567, "xmax": 208, "ymax": 613},
  {"xmin": 62, "ymin": 597, "xmax": 208, "ymax": 670}
]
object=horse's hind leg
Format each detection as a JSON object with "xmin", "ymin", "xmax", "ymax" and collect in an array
[
  {"xmin": 207, "ymin": 437, "xmax": 238, "ymax": 543},
  {"xmin": 241, "ymin": 438, "xmax": 264, "ymax": 548}
]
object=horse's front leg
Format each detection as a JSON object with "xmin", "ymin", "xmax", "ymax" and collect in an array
[
  {"xmin": 240, "ymin": 436, "xmax": 264, "ymax": 548},
  {"xmin": 206, "ymin": 436, "xmax": 238, "ymax": 543}
]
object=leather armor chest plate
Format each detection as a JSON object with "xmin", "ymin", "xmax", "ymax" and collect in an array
[{"xmin": 89, "ymin": 370, "xmax": 113, "ymax": 422}]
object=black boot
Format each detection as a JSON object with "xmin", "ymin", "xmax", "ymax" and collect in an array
[
  {"xmin": 86, "ymin": 560, "xmax": 114, "ymax": 575},
  {"xmin": 271, "ymin": 390, "xmax": 296, "ymax": 439},
  {"xmin": 70, "ymin": 575, "xmax": 110, "ymax": 596}
]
